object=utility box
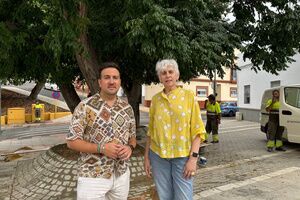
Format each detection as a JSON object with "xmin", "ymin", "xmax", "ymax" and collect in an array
[
  {"xmin": 7, "ymin": 108, "xmax": 25, "ymax": 125},
  {"xmin": 236, "ymin": 112, "xmax": 243, "ymax": 121},
  {"xmin": 32, "ymin": 103, "xmax": 45, "ymax": 122},
  {"xmin": 1, "ymin": 115, "xmax": 6, "ymax": 125}
]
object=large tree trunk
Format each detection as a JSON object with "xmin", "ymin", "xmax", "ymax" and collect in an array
[
  {"xmin": 75, "ymin": 2, "xmax": 100, "ymax": 95},
  {"xmin": 59, "ymin": 83, "xmax": 81, "ymax": 113},
  {"xmin": 123, "ymin": 83, "xmax": 142, "ymax": 128},
  {"xmin": 27, "ymin": 80, "xmax": 46, "ymax": 100}
]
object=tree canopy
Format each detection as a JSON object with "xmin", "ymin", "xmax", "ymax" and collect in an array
[
  {"xmin": 232, "ymin": 0, "xmax": 300, "ymax": 74},
  {"xmin": 1, "ymin": 0, "xmax": 300, "ymax": 122}
]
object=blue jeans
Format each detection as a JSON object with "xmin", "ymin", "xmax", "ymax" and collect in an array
[{"xmin": 149, "ymin": 150, "xmax": 193, "ymax": 200}]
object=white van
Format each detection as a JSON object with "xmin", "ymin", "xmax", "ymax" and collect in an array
[{"xmin": 260, "ymin": 85, "xmax": 300, "ymax": 143}]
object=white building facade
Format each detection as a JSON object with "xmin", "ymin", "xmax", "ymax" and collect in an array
[{"xmin": 237, "ymin": 53, "xmax": 300, "ymax": 121}]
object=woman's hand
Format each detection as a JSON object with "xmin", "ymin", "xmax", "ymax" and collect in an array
[
  {"xmin": 144, "ymin": 155, "xmax": 152, "ymax": 178},
  {"xmin": 183, "ymin": 157, "xmax": 197, "ymax": 179}
]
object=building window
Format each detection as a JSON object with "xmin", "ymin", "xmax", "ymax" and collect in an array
[
  {"xmin": 196, "ymin": 86, "xmax": 208, "ymax": 97},
  {"xmin": 244, "ymin": 85, "xmax": 250, "ymax": 104},
  {"xmin": 230, "ymin": 87, "xmax": 237, "ymax": 98},
  {"xmin": 270, "ymin": 80, "xmax": 280, "ymax": 88},
  {"xmin": 231, "ymin": 69, "xmax": 237, "ymax": 81}
]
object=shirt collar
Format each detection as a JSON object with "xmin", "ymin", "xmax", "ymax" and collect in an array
[
  {"xmin": 161, "ymin": 87, "xmax": 181, "ymax": 98},
  {"xmin": 95, "ymin": 93, "xmax": 122, "ymax": 106}
]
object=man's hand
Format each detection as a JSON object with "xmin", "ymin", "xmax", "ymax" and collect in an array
[
  {"xmin": 117, "ymin": 145, "xmax": 132, "ymax": 160},
  {"xmin": 103, "ymin": 143, "xmax": 122, "ymax": 159}
]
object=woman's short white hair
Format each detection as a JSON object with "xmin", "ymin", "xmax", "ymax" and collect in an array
[{"xmin": 155, "ymin": 59, "xmax": 180, "ymax": 77}]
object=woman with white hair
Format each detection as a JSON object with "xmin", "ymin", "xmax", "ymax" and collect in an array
[{"xmin": 144, "ymin": 59, "xmax": 206, "ymax": 200}]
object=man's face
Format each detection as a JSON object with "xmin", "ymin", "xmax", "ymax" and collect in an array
[
  {"xmin": 98, "ymin": 67, "xmax": 121, "ymax": 96},
  {"xmin": 273, "ymin": 91, "xmax": 280, "ymax": 98}
]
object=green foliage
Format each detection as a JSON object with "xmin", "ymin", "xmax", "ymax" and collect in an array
[
  {"xmin": 232, "ymin": 0, "xmax": 300, "ymax": 74},
  {"xmin": 2, "ymin": 0, "xmax": 300, "ymax": 90},
  {"xmin": 88, "ymin": 0, "xmax": 240, "ymax": 86},
  {"xmin": 0, "ymin": 0, "xmax": 81, "ymax": 85}
]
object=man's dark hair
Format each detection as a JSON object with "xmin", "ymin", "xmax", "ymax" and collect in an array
[
  {"xmin": 208, "ymin": 94, "xmax": 216, "ymax": 101},
  {"xmin": 98, "ymin": 62, "xmax": 120, "ymax": 79}
]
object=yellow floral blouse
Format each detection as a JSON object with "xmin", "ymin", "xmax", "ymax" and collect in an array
[{"xmin": 147, "ymin": 87, "xmax": 205, "ymax": 158}]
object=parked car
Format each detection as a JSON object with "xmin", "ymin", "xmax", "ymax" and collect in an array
[
  {"xmin": 220, "ymin": 102, "xmax": 238, "ymax": 117},
  {"xmin": 44, "ymin": 82, "xmax": 59, "ymax": 91}
]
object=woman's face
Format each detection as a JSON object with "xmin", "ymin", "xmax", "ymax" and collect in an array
[{"xmin": 159, "ymin": 65, "xmax": 179, "ymax": 90}]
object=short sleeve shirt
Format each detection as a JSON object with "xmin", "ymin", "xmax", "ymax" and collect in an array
[
  {"xmin": 147, "ymin": 87, "xmax": 206, "ymax": 158},
  {"xmin": 266, "ymin": 99, "xmax": 280, "ymax": 110},
  {"xmin": 67, "ymin": 93, "xmax": 136, "ymax": 178},
  {"xmin": 206, "ymin": 102, "xmax": 221, "ymax": 114}
]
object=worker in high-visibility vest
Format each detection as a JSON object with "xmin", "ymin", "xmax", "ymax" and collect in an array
[
  {"xmin": 204, "ymin": 94, "xmax": 221, "ymax": 143},
  {"xmin": 266, "ymin": 89, "xmax": 285, "ymax": 152},
  {"xmin": 34, "ymin": 101, "xmax": 42, "ymax": 122}
]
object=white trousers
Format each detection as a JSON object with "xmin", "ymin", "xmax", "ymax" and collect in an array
[{"xmin": 77, "ymin": 169, "xmax": 130, "ymax": 200}]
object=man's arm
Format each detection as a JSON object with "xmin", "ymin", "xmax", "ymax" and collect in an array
[
  {"xmin": 266, "ymin": 99, "xmax": 273, "ymax": 112},
  {"xmin": 117, "ymin": 106, "xmax": 136, "ymax": 160},
  {"xmin": 67, "ymin": 139, "xmax": 121, "ymax": 159},
  {"xmin": 128, "ymin": 136, "xmax": 137, "ymax": 149},
  {"xmin": 67, "ymin": 139, "xmax": 97, "ymax": 153}
]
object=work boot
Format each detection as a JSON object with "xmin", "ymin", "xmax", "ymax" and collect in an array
[
  {"xmin": 275, "ymin": 147, "xmax": 286, "ymax": 151},
  {"xmin": 267, "ymin": 147, "xmax": 273, "ymax": 152}
]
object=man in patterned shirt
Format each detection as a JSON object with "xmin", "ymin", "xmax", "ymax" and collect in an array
[{"xmin": 66, "ymin": 62, "xmax": 136, "ymax": 200}]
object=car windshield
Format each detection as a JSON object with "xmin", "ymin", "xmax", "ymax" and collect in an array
[{"xmin": 221, "ymin": 103, "xmax": 229, "ymax": 106}]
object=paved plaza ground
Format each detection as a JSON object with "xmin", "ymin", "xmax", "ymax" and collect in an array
[
  {"xmin": 1, "ymin": 119, "xmax": 300, "ymax": 200},
  {"xmin": 1, "ymin": 87, "xmax": 300, "ymax": 199}
]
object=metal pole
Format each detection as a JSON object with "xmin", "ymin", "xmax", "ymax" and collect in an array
[{"xmin": 213, "ymin": 68, "xmax": 217, "ymax": 96}]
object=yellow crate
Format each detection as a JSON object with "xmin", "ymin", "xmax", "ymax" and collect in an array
[{"xmin": 7, "ymin": 107, "xmax": 25, "ymax": 124}]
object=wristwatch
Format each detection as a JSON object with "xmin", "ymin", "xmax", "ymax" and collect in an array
[{"xmin": 191, "ymin": 152, "xmax": 198, "ymax": 158}]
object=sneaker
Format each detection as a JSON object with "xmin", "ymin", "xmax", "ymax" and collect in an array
[
  {"xmin": 267, "ymin": 147, "xmax": 273, "ymax": 152},
  {"xmin": 198, "ymin": 156, "xmax": 207, "ymax": 167},
  {"xmin": 275, "ymin": 147, "xmax": 286, "ymax": 151}
]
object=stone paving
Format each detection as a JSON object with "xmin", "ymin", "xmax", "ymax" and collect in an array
[
  {"xmin": 1, "ymin": 119, "xmax": 300, "ymax": 199},
  {"xmin": 4, "ymin": 144, "xmax": 153, "ymax": 200}
]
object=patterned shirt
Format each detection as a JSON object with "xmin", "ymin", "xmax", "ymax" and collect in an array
[
  {"xmin": 67, "ymin": 93, "xmax": 136, "ymax": 179},
  {"xmin": 147, "ymin": 87, "xmax": 205, "ymax": 158}
]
